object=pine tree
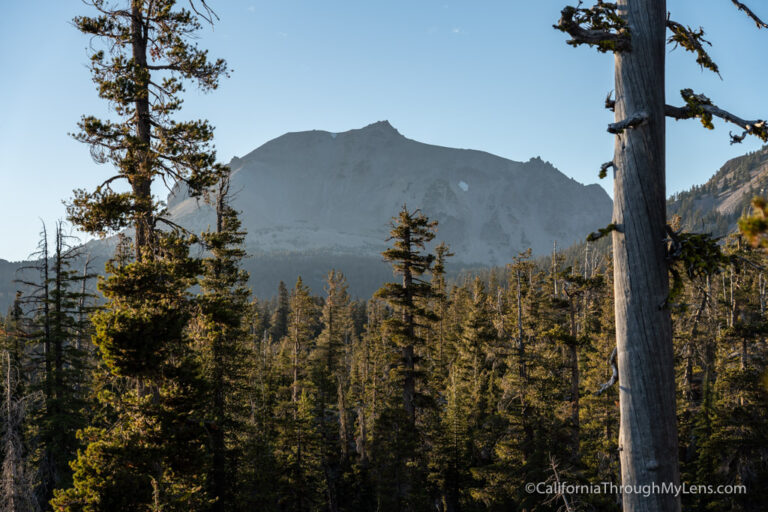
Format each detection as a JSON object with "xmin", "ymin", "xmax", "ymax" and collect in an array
[
  {"xmin": 694, "ymin": 243, "xmax": 768, "ymax": 511},
  {"xmin": 434, "ymin": 277, "xmax": 497, "ymax": 512},
  {"xmin": 375, "ymin": 206, "xmax": 438, "ymax": 426},
  {"xmin": 274, "ymin": 277, "xmax": 323, "ymax": 511},
  {"xmin": 312, "ymin": 270, "xmax": 355, "ymax": 512},
  {"xmin": 239, "ymin": 313, "xmax": 280, "ymax": 511},
  {"xmin": 66, "ymin": 0, "xmax": 227, "ymax": 261},
  {"xmin": 13, "ymin": 223, "xmax": 96, "ymax": 509},
  {"xmin": 271, "ymin": 281, "xmax": 290, "ymax": 342},
  {"xmin": 428, "ymin": 242, "xmax": 453, "ymax": 380},
  {"xmin": 557, "ymin": 266, "xmax": 605, "ymax": 462},
  {"xmin": 54, "ymin": 1, "xmax": 229, "ymax": 509},
  {"xmin": 348, "ymin": 298, "xmax": 389, "ymax": 511},
  {"xmin": 373, "ymin": 205, "xmax": 438, "ymax": 511},
  {"xmin": 574, "ymin": 255, "xmax": 621, "ymax": 511},
  {"xmin": 53, "ymin": 234, "xmax": 208, "ymax": 511},
  {"xmin": 30, "ymin": 224, "xmax": 94, "ymax": 508},
  {"xmin": 193, "ymin": 174, "xmax": 252, "ymax": 511}
]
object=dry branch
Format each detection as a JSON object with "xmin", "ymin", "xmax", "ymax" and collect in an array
[
  {"xmin": 665, "ymin": 90, "xmax": 768, "ymax": 143},
  {"xmin": 599, "ymin": 161, "xmax": 615, "ymax": 179},
  {"xmin": 607, "ymin": 112, "xmax": 648, "ymax": 134},
  {"xmin": 555, "ymin": 2, "xmax": 631, "ymax": 53},
  {"xmin": 595, "ymin": 347, "xmax": 618, "ymax": 396},
  {"xmin": 731, "ymin": 0, "xmax": 768, "ymax": 29},
  {"xmin": 665, "ymin": 18, "xmax": 720, "ymax": 76},
  {"xmin": 605, "ymin": 91, "xmax": 615, "ymax": 111}
]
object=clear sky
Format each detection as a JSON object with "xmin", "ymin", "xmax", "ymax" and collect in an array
[{"xmin": 1, "ymin": 0, "xmax": 767, "ymax": 261}]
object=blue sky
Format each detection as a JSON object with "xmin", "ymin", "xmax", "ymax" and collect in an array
[{"xmin": 1, "ymin": 0, "xmax": 767, "ymax": 261}]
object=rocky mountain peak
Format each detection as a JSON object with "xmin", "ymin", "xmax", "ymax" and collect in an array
[
  {"xmin": 357, "ymin": 119, "xmax": 400, "ymax": 135},
  {"xmin": 167, "ymin": 122, "xmax": 612, "ymax": 267}
]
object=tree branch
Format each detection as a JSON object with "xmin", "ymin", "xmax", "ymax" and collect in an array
[
  {"xmin": 554, "ymin": 2, "xmax": 631, "ymax": 53},
  {"xmin": 665, "ymin": 89, "xmax": 768, "ymax": 143},
  {"xmin": 155, "ymin": 216, "xmax": 193, "ymax": 237},
  {"xmin": 189, "ymin": 0, "xmax": 220, "ymax": 25},
  {"xmin": 608, "ymin": 111, "xmax": 648, "ymax": 134},
  {"xmin": 731, "ymin": 0, "xmax": 768, "ymax": 29},
  {"xmin": 666, "ymin": 17, "xmax": 720, "ymax": 76},
  {"xmin": 94, "ymin": 174, "xmax": 128, "ymax": 193},
  {"xmin": 605, "ymin": 90, "xmax": 615, "ymax": 111},
  {"xmin": 599, "ymin": 161, "xmax": 614, "ymax": 179},
  {"xmin": 587, "ymin": 223, "xmax": 618, "ymax": 242},
  {"xmin": 595, "ymin": 347, "xmax": 618, "ymax": 396}
]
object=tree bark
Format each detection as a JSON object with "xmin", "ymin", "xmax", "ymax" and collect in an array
[
  {"xmin": 612, "ymin": 1, "xmax": 680, "ymax": 510},
  {"xmin": 131, "ymin": 4, "xmax": 153, "ymax": 261}
]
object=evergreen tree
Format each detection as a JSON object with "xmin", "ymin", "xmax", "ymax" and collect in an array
[
  {"xmin": 54, "ymin": 1, "xmax": 229, "ymax": 509},
  {"xmin": 374, "ymin": 205, "xmax": 438, "ymax": 511},
  {"xmin": 13, "ymin": 223, "xmax": 95, "ymax": 509},
  {"xmin": 274, "ymin": 277, "xmax": 323, "ymax": 511},
  {"xmin": 240, "ymin": 312, "xmax": 280, "ymax": 511},
  {"xmin": 572, "ymin": 256, "xmax": 621, "ymax": 511},
  {"xmin": 193, "ymin": 174, "xmax": 252, "ymax": 511},
  {"xmin": 429, "ymin": 242, "xmax": 453, "ymax": 379},
  {"xmin": 53, "ymin": 234, "xmax": 208, "ymax": 511},
  {"xmin": 375, "ymin": 206, "xmax": 438, "ymax": 426},
  {"xmin": 693, "ymin": 244, "xmax": 768, "ymax": 511},
  {"xmin": 66, "ymin": 0, "xmax": 227, "ymax": 260},
  {"xmin": 271, "ymin": 281, "xmax": 290, "ymax": 342},
  {"xmin": 312, "ymin": 270, "xmax": 355, "ymax": 512},
  {"xmin": 30, "ymin": 224, "xmax": 94, "ymax": 508},
  {"xmin": 434, "ymin": 277, "xmax": 497, "ymax": 512},
  {"xmin": 348, "ymin": 298, "xmax": 389, "ymax": 511}
]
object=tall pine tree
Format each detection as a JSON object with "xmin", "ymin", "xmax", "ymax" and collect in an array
[{"xmin": 54, "ymin": 2, "xmax": 228, "ymax": 508}]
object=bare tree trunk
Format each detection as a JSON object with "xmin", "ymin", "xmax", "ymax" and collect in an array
[
  {"xmin": 729, "ymin": 266, "xmax": 736, "ymax": 328},
  {"xmin": 612, "ymin": 1, "xmax": 680, "ymax": 510},
  {"xmin": 569, "ymin": 305, "xmax": 580, "ymax": 457},
  {"xmin": 338, "ymin": 377, "xmax": 350, "ymax": 460},
  {"xmin": 210, "ymin": 188, "xmax": 229, "ymax": 512},
  {"xmin": 39, "ymin": 226, "xmax": 52, "ymax": 404},
  {"xmin": 402, "ymin": 231, "xmax": 416, "ymax": 426},
  {"xmin": 356, "ymin": 406, "xmax": 368, "ymax": 466},
  {"xmin": 759, "ymin": 273, "xmax": 767, "ymax": 352},
  {"xmin": 2, "ymin": 352, "xmax": 39, "ymax": 512},
  {"xmin": 54, "ymin": 226, "xmax": 64, "ymax": 401},
  {"xmin": 76, "ymin": 253, "xmax": 91, "ymax": 352},
  {"xmin": 515, "ymin": 268, "xmax": 534, "ymax": 458},
  {"xmin": 552, "ymin": 241, "xmax": 558, "ymax": 296}
]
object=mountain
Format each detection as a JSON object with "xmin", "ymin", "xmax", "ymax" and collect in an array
[
  {"xmin": 0, "ymin": 122, "xmax": 612, "ymax": 311},
  {"xmin": 668, "ymin": 146, "xmax": 768, "ymax": 235},
  {"xmin": 168, "ymin": 120, "xmax": 612, "ymax": 266}
]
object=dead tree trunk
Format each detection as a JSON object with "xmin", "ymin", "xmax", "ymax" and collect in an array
[
  {"xmin": 612, "ymin": 1, "xmax": 681, "ymax": 511},
  {"xmin": 1, "ymin": 351, "xmax": 39, "ymax": 512}
]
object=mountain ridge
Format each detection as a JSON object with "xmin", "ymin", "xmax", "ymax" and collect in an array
[
  {"xmin": 167, "ymin": 120, "xmax": 612, "ymax": 267},
  {"xmin": 668, "ymin": 145, "xmax": 768, "ymax": 235},
  {"xmin": 2, "ymin": 121, "xmax": 612, "ymax": 311}
]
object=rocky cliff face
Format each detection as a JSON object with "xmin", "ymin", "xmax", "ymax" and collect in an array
[{"xmin": 168, "ymin": 121, "xmax": 612, "ymax": 266}]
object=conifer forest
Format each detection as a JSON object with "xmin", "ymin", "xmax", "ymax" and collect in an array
[{"xmin": 3, "ymin": 1, "xmax": 768, "ymax": 511}]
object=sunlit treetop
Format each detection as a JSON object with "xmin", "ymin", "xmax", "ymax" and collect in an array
[{"xmin": 68, "ymin": 0, "xmax": 229, "ymax": 243}]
